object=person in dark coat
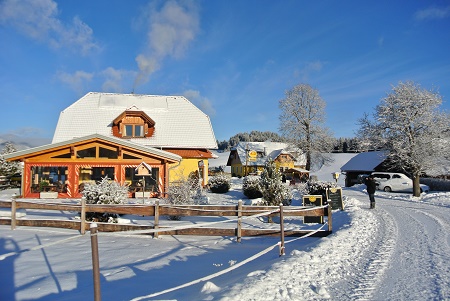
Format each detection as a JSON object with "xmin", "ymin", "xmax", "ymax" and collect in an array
[{"xmin": 364, "ymin": 175, "xmax": 377, "ymax": 209}]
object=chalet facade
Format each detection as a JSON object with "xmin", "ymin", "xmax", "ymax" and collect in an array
[
  {"xmin": 226, "ymin": 142, "xmax": 308, "ymax": 179},
  {"xmin": 6, "ymin": 92, "xmax": 217, "ymax": 198}
]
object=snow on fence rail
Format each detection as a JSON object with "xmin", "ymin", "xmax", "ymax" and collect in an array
[{"xmin": 0, "ymin": 199, "xmax": 332, "ymax": 239}]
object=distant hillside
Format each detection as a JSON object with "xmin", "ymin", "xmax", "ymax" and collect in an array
[{"xmin": 0, "ymin": 134, "xmax": 51, "ymax": 151}]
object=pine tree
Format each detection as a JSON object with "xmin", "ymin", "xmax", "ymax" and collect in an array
[
  {"xmin": 260, "ymin": 158, "xmax": 292, "ymax": 206},
  {"xmin": 0, "ymin": 142, "xmax": 20, "ymax": 176}
]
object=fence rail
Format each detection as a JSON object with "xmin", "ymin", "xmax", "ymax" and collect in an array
[{"xmin": 0, "ymin": 199, "xmax": 332, "ymax": 239}]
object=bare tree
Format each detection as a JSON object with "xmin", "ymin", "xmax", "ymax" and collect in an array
[
  {"xmin": 358, "ymin": 81, "xmax": 450, "ymax": 196},
  {"xmin": 279, "ymin": 83, "xmax": 334, "ymax": 171}
]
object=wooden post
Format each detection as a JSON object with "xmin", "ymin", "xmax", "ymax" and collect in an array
[
  {"xmin": 90, "ymin": 223, "xmax": 102, "ymax": 301},
  {"xmin": 279, "ymin": 204, "xmax": 285, "ymax": 256},
  {"xmin": 81, "ymin": 198, "xmax": 86, "ymax": 235},
  {"xmin": 237, "ymin": 200, "xmax": 242, "ymax": 243},
  {"xmin": 11, "ymin": 199, "xmax": 16, "ymax": 230},
  {"xmin": 154, "ymin": 200, "xmax": 159, "ymax": 238},
  {"xmin": 327, "ymin": 204, "xmax": 332, "ymax": 232}
]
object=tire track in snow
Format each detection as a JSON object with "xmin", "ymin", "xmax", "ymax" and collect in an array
[
  {"xmin": 373, "ymin": 201, "xmax": 450, "ymax": 300},
  {"xmin": 347, "ymin": 208, "xmax": 397, "ymax": 301}
]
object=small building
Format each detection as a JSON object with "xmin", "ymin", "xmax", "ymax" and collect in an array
[
  {"xmin": 226, "ymin": 142, "xmax": 305, "ymax": 177},
  {"xmin": 6, "ymin": 92, "xmax": 217, "ymax": 198},
  {"xmin": 340, "ymin": 151, "xmax": 388, "ymax": 187}
]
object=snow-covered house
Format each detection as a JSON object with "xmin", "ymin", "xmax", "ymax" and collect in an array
[
  {"xmin": 5, "ymin": 92, "xmax": 217, "ymax": 198},
  {"xmin": 340, "ymin": 151, "xmax": 388, "ymax": 187},
  {"xmin": 226, "ymin": 142, "xmax": 307, "ymax": 178}
]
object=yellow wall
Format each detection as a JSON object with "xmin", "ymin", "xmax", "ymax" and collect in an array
[
  {"xmin": 169, "ymin": 158, "xmax": 209, "ymax": 186},
  {"xmin": 231, "ymin": 159, "xmax": 294, "ymax": 177}
]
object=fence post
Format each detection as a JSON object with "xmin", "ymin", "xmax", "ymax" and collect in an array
[
  {"xmin": 90, "ymin": 223, "xmax": 102, "ymax": 301},
  {"xmin": 279, "ymin": 204, "xmax": 285, "ymax": 256},
  {"xmin": 154, "ymin": 200, "xmax": 159, "ymax": 238},
  {"xmin": 327, "ymin": 204, "xmax": 332, "ymax": 232},
  {"xmin": 81, "ymin": 198, "xmax": 86, "ymax": 235},
  {"xmin": 237, "ymin": 200, "xmax": 242, "ymax": 243},
  {"xmin": 11, "ymin": 199, "xmax": 16, "ymax": 230}
]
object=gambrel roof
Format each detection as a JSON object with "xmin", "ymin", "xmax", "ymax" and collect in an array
[{"xmin": 52, "ymin": 92, "xmax": 217, "ymax": 149}]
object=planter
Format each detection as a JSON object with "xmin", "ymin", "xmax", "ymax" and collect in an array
[{"xmin": 40, "ymin": 191, "xmax": 58, "ymax": 199}]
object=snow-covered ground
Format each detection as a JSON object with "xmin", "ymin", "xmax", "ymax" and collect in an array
[{"xmin": 1, "ymin": 155, "xmax": 449, "ymax": 301}]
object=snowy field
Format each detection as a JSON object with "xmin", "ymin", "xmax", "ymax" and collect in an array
[{"xmin": 1, "ymin": 154, "xmax": 449, "ymax": 301}]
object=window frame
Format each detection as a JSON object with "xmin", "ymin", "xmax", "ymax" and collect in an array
[{"xmin": 122, "ymin": 124, "xmax": 145, "ymax": 138}]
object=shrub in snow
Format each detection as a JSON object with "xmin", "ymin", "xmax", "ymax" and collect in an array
[
  {"xmin": 81, "ymin": 177, "xmax": 128, "ymax": 223},
  {"xmin": 243, "ymin": 175, "xmax": 263, "ymax": 199},
  {"xmin": 306, "ymin": 181, "xmax": 337, "ymax": 205},
  {"xmin": 167, "ymin": 174, "xmax": 207, "ymax": 220},
  {"xmin": 260, "ymin": 159, "xmax": 292, "ymax": 206},
  {"xmin": 208, "ymin": 173, "xmax": 231, "ymax": 193}
]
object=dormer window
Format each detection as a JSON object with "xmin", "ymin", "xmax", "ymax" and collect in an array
[
  {"xmin": 112, "ymin": 106, "xmax": 155, "ymax": 139},
  {"xmin": 124, "ymin": 124, "xmax": 144, "ymax": 137}
]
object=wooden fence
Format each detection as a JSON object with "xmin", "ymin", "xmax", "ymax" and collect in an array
[{"xmin": 0, "ymin": 199, "xmax": 332, "ymax": 240}]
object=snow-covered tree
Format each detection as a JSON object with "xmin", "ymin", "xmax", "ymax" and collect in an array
[
  {"xmin": 0, "ymin": 142, "xmax": 20, "ymax": 176},
  {"xmin": 260, "ymin": 158, "xmax": 292, "ymax": 206},
  {"xmin": 81, "ymin": 177, "xmax": 128, "ymax": 222},
  {"xmin": 279, "ymin": 83, "xmax": 334, "ymax": 171},
  {"xmin": 357, "ymin": 81, "xmax": 450, "ymax": 196}
]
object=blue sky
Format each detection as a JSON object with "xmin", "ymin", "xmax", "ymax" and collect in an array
[{"xmin": 1, "ymin": 0, "xmax": 449, "ymax": 145}]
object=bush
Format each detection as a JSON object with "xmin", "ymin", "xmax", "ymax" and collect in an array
[
  {"xmin": 306, "ymin": 181, "xmax": 337, "ymax": 205},
  {"xmin": 243, "ymin": 176, "xmax": 263, "ymax": 199},
  {"xmin": 209, "ymin": 173, "xmax": 231, "ymax": 193},
  {"xmin": 167, "ymin": 174, "xmax": 207, "ymax": 220},
  {"xmin": 81, "ymin": 177, "xmax": 128, "ymax": 223}
]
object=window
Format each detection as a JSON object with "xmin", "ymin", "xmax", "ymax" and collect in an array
[
  {"xmin": 123, "ymin": 124, "xmax": 144, "ymax": 138},
  {"xmin": 99, "ymin": 147, "xmax": 118, "ymax": 159},
  {"xmin": 77, "ymin": 147, "xmax": 96, "ymax": 158},
  {"xmin": 31, "ymin": 166, "xmax": 68, "ymax": 193}
]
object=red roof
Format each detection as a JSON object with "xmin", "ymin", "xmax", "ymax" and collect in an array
[{"xmin": 164, "ymin": 148, "xmax": 215, "ymax": 159}]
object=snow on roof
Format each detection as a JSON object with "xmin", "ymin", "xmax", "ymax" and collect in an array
[
  {"xmin": 233, "ymin": 142, "xmax": 293, "ymax": 166},
  {"xmin": 5, "ymin": 133, "xmax": 182, "ymax": 162},
  {"xmin": 340, "ymin": 151, "xmax": 388, "ymax": 172},
  {"xmin": 52, "ymin": 92, "xmax": 218, "ymax": 149}
]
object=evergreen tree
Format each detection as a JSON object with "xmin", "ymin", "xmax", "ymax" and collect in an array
[
  {"xmin": 0, "ymin": 142, "xmax": 20, "ymax": 176},
  {"xmin": 260, "ymin": 158, "xmax": 292, "ymax": 206}
]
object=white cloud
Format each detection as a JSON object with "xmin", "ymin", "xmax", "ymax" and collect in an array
[
  {"xmin": 0, "ymin": 0, "xmax": 99, "ymax": 55},
  {"xmin": 414, "ymin": 6, "xmax": 450, "ymax": 21},
  {"xmin": 57, "ymin": 70, "xmax": 93, "ymax": 93},
  {"xmin": 134, "ymin": 0, "xmax": 200, "ymax": 87},
  {"xmin": 101, "ymin": 67, "xmax": 137, "ymax": 93},
  {"xmin": 183, "ymin": 89, "xmax": 216, "ymax": 117},
  {"xmin": 294, "ymin": 60, "xmax": 326, "ymax": 81}
]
